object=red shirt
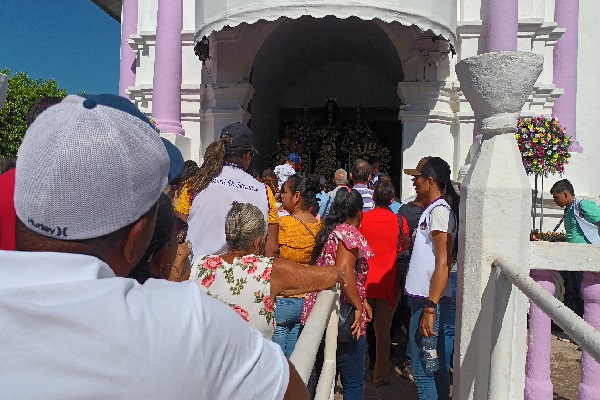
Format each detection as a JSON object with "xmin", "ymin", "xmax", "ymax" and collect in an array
[
  {"xmin": 0, "ymin": 168, "xmax": 16, "ymax": 250},
  {"xmin": 360, "ymin": 207, "xmax": 400, "ymax": 302}
]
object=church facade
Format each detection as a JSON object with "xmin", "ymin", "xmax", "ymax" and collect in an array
[{"xmin": 94, "ymin": 0, "xmax": 599, "ymax": 207}]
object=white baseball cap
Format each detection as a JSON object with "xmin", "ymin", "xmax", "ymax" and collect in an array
[{"xmin": 15, "ymin": 94, "xmax": 170, "ymax": 240}]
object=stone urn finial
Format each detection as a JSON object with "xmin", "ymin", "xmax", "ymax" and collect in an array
[{"xmin": 455, "ymin": 52, "xmax": 543, "ymax": 137}]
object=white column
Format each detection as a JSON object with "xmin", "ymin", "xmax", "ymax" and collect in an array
[
  {"xmin": 398, "ymin": 82, "xmax": 456, "ymax": 201},
  {"xmin": 454, "ymin": 52, "xmax": 543, "ymax": 400},
  {"xmin": 198, "ymin": 83, "xmax": 254, "ymax": 162}
]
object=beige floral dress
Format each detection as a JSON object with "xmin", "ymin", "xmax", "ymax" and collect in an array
[{"xmin": 190, "ymin": 254, "xmax": 275, "ymax": 339}]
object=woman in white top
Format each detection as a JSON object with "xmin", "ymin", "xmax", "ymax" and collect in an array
[{"xmin": 403, "ymin": 157, "xmax": 459, "ymax": 400}]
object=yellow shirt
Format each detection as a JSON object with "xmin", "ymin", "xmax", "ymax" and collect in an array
[
  {"xmin": 176, "ymin": 183, "xmax": 279, "ymax": 225},
  {"xmin": 266, "ymin": 186, "xmax": 279, "ymax": 225},
  {"xmin": 175, "ymin": 185, "xmax": 192, "ymax": 215},
  {"xmin": 279, "ymin": 216, "xmax": 321, "ymax": 264},
  {"xmin": 279, "ymin": 216, "xmax": 322, "ymax": 298}
]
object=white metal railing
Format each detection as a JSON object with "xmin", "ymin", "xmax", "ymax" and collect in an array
[
  {"xmin": 494, "ymin": 255, "xmax": 600, "ymax": 363},
  {"xmin": 289, "ymin": 287, "xmax": 340, "ymax": 400}
]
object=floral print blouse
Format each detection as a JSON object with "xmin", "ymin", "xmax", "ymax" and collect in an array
[
  {"xmin": 190, "ymin": 254, "xmax": 275, "ymax": 339},
  {"xmin": 300, "ymin": 223, "xmax": 373, "ymax": 336}
]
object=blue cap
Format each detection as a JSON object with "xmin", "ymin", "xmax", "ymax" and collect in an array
[
  {"xmin": 161, "ymin": 138, "xmax": 185, "ymax": 183},
  {"xmin": 288, "ymin": 152, "xmax": 301, "ymax": 164}
]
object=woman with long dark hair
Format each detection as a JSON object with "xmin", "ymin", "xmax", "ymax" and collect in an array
[
  {"xmin": 274, "ymin": 173, "xmax": 322, "ymax": 358},
  {"xmin": 403, "ymin": 157, "xmax": 459, "ymax": 400},
  {"xmin": 301, "ymin": 188, "xmax": 373, "ymax": 400}
]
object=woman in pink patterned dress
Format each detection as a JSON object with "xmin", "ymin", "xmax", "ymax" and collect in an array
[
  {"xmin": 190, "ymin": 201, "xmax": 344, "ymax": 339},
  {"xmin": 302, "ymin": 188, "xmax": 374, "ymax": 400}
]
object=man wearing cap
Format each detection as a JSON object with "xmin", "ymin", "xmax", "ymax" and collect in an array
[
  {"xmin": 0, "ymin": 95, "xmax": 307, "ymax": 400},
  {"xmin": 275, "ymin": 152, "xmax": 301, "ymax": 190},
  {"xmin": 184, "ymin": 122, "xmax": 280, "ymax": 261}
]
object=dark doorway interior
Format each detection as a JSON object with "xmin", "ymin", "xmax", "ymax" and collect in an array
[{"xmin": 276, "ymin": 106, "xmax": 403, "ymax": 194}]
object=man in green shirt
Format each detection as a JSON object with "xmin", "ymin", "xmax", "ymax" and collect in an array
[
  {"xmin": 551, "ymin": 179, "xmax": 600, "ymax": 244},
  {"xmin": 550, "ymin": 179, "xmax": 600, "ymax": 317}
]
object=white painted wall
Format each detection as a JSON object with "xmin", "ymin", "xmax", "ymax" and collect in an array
[
  {"xmin": 576, "ymin": 0, "xmax": 600, "ymax": 199},
  {"xmin": 124, "ymin": 0, "xmax": 600, "ymax": 210}
]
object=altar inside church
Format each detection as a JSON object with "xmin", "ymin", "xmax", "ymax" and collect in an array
[{"xmin": 263, "ymin": 102, "xmax": 403, "ymax": 193}]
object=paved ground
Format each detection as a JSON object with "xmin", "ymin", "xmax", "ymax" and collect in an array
[{"xmin": 330, "ymin": 332, "xmax": 582, "ymax": 399}]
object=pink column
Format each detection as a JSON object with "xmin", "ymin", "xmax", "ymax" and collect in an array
[
  {"xmin": 152, "ymin": 0, "xmax": 184, "ymax": 135},
  {"xmin": 553, "ymin": 0, "xmax": 582, "ymax": 152},
  {"xmin": 524, "ymin": 270, "xmax": 554, "ymax": 400},
  {"xmin": 119, "ymin": 0, "xmax": 138, "ymax": 98},
  {"xmin": 578, "ymin": 272, "xmax": 600, "ymax": 398},
  {"xmin": 487, "ymin": 0, "xmax": 518, "ymax": 52}
]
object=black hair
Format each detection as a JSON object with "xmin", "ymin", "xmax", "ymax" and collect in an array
[
  {"xmin": 420, "ymin": 157, "xmax": 460, "ymax": 263},
  {"xmin": 373, "ymin": 174, "xmax": 395, "ymax": 207},
  {"xmin": 311, "ymin": 188, "xmax": 363, "ymax": 263},
  {"xmin": 171, "ymin": 160, "xmax": 199, "ymax": 189},
  {"xmin": 550, "ymin": 179, "xmax": 575, "ymax": 196},
  {"xmin": 27, "ymin": 97, "xmax": 64, "ymax": 127},
  {"xmin": 262, "ymin": 169, "xmax": 278, "ymax": 195},
  {"xmin": 286, "ymin": 173, "xmax": 322, "ymax": 211},
  {"xmin": 351, "ymin": 159, "xmax": 370, "ymax": 184},
  {"xmin": 367, "ymin": 156, "xmax": 379, "ymax": 165},
  {"xmin": 0, "ymin": 157, "xmax": 16, "ymax": 175}
]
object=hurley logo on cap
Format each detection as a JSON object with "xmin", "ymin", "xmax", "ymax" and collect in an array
[{"xmin": 27, "ymin": 218, "xmax": 68, "ymax": 238}]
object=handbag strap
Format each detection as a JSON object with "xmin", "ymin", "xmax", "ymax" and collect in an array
[{"xmin": 292, "ymin": 216, "xmax": 318, "ymax": 239}]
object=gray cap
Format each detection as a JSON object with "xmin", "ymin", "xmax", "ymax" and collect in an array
[{"xmin": 15, "ymin": 94, "xmax": 170, "ymax": 240}]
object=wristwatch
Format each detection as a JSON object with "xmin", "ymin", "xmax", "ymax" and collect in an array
[{"xmin": 424, "ymin": 299, "xmax": 437, "ymax": 309}]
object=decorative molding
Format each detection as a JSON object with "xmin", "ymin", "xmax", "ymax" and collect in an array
[{"xmin": 398, "ymin": 81, "xmax": 458, "ymax": 125}]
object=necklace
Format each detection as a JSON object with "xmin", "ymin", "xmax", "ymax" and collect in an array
[{"xmin": 223, "ymin": 161, "xmax": 244, "ymax": 170}]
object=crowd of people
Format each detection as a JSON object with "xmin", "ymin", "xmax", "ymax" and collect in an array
[{"xmin": 0, "ymin": 94, "xmax": 460, "ymax": 400}]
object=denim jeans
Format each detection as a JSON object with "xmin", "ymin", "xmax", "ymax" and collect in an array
[
  {"xmin": 337, "ymin": 335, "xmax": 367, "ymax": 400},
  {"xmin": 408, "ymin": 294, "xmax": 455, "ymax": 400},
  {"xmin": 272, "ymin": 297, "xmax": 304, "ymax": 358}
]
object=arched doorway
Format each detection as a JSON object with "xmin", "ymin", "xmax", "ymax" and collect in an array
[{"xmin": 249, "ymin": 16, "xmax": 404, "ymax": 190}]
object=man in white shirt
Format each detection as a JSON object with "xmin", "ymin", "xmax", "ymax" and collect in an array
[
  {"xmin": 186, "ymin": 123, "xmax": 279, "ymax": 261},
  {"xmin": 0, "ymin": 94, "xmax": 307, "ymax": 400}
]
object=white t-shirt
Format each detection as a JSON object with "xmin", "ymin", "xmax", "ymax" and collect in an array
[
  {"xmin": 430, "ymin": 206, "xmax": 458, "ymax": 273},
  {"xmin": 274, "ymin": 163, "xmax": 295, "ymax": 189},
  {"xmin": 430, "ymin": 205, "xmax": 456, "ymax": 234},
  {"xmin": 405, "ymin": 199, "xmax": 457, "ymax": 298},
  {"xmin": 0, "ymin": 250, "xmax": 289, "ymax": 400},
  {"xmin": 187, "ymin": 165, "xmax": 270, "ymax": 262}
]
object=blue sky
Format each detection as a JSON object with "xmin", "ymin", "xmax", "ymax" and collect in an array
[{"xmin": 2, "ymin": 0, "xmax": 121, "ymax": 94}]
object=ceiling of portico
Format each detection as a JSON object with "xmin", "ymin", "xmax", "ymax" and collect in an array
[{"xmin": 250, "ymin": 16, "xmax": 404, "ymax": 103}]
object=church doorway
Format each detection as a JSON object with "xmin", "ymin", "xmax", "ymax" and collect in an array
[{"xmin": 248, "ymin": 16, "xmax": 404, "ymax": 192}]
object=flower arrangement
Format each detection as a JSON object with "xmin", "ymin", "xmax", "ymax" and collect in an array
[
  {"xmin": 341, "ymin": 122, "xmax": 391, "ymax": 172},
  {"xmin": 314, "ymin": 125, "xmax": 342, "ymax": 179},
  {"xmin": 515, "ymin": 116, "xmax": 571, "ymax": 177},
  {"xmin": 530, "ymin": 229, "xmax": 566, "ymax": 242}
]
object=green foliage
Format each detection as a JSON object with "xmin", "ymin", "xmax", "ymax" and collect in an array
[{"xmin": 0, "ymin": 68, "xmax": 67, "ymax": 158}]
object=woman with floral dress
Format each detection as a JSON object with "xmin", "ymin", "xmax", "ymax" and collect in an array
[
  {"xmin": 190, "ymin": 201, "xmax": 344, "ymax": 339},
  {"xmin": 302, "ymin": 188, "xmax": 373, "ymax": 400}
]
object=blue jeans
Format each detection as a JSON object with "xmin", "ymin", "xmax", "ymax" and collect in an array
[
  {"xmin": 408, "ymin": 295, "xmax": 455, "ymax": 400},
  {"xmin": 273, "ymin": 297, "xmax": 304, "ymax": 358},
  {"xmin": 337, "ymin": 335, "xmax": 367, "ymax": 400}
]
